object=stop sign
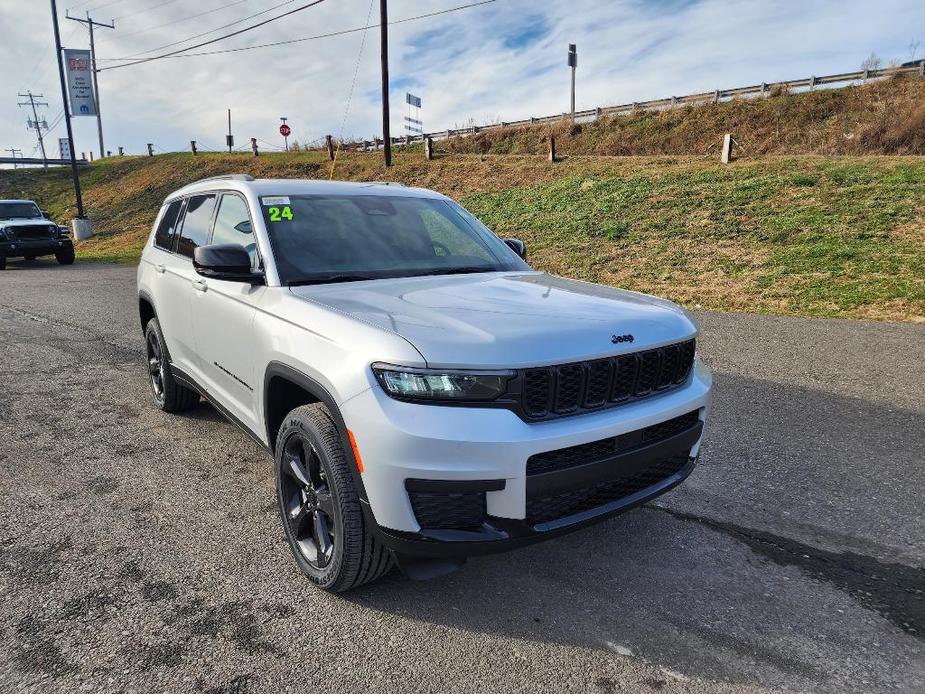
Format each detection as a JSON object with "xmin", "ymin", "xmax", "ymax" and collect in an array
[{"xmin": 279, "ymin": 124, "xmax": 291, "ymax": 137}]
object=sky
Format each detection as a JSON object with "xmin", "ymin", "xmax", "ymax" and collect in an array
[{"xmin": 1, "ymin": 0, "xmax": 923, "ymax": 162}]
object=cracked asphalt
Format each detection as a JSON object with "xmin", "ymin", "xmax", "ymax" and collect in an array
[{"xmin": 1, "ymin": 259, "xmax": 923, "ymax": 693}]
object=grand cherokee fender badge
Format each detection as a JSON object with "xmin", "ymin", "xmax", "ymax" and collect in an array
[{"xmin": 611, "ymin": 334, "xmax": 635, "ymax": 344}]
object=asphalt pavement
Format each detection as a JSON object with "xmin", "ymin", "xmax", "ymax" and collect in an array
[{"xmin": 1, "ymin": 259, "xmax": 923, "ymax": 693}]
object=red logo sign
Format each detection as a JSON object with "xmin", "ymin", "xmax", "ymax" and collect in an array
[{"xmin": 279, "ymin": 124, "xmax": 291, "ymax": 137}]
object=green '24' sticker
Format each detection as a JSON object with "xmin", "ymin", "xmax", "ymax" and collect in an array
[{"xmin": 267, "ymin": 206, "xmax": 293, "ymax": 222}]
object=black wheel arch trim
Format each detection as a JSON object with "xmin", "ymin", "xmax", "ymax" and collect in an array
[{"xmin": 264, "ymin": 361, "xmax": 370, "ymax": 505}]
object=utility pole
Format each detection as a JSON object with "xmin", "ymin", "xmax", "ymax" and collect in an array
[
  {"xmin": 66, "ymin": 11, "xmax": 115, "ymax": 160},
  {"xmin": 568, "ymin": 44, "xmax": 578, "ymax": 119},
  {"xmin": 51, "ymin": 0, "xmax": 85, "ymax": 220},
  {"xmin": 226, "ymin": 109, "xmax": 234, "ymax": 153},
  {"xmin": 379, "ymin": 0, "xmax": 392, "ymax": 167},
  {"xmin": 4, "ymin": 148, "xmax": 23, "ymax": 168},
  {"xmin": 17, "ymin": 92, "xmax": 49, "ymax": 167}
]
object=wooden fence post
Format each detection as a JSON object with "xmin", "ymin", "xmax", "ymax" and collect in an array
[
  {"xmin": 118, "ymin": 146, "xmax": 124, "ymax": 156},
  {"xmin": 424, "ymin": 136, "xmax": 433, "ymax": 160},
  {"xmin": 106, "ymin": 150, "xmax": 111, "ymax": 157},
  {"xmin": 251, "ymin": 138, "xmax": 259, "ymax": 156},
  {"xmin": 325, "ymin": 135, "xmax": 335, "ymax": 160},
  {"xmin": 89, "ymin": 151, "xmax": 94, "ymax": 162},
  {"xmin": 190, "ymin": 140, "xmax": 197, "ymax": 155},
  {"xmin": 720, "ymin": 133, "xmax": 733, "ymax": 163},
  {"xmin": 548, "ymin": 134, "xmax": 557, "ymax": 163},
  {"xmin": 147, "ymin": 144, "xmax": 154, "ymax": 157}
]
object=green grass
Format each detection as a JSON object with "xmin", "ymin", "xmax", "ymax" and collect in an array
[{"xmin": 1, "ymin": 152, "xmax": 922, "ymax": 321}]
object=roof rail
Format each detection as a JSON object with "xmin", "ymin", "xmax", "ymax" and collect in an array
[
  {"xmin": 365, "ymin": 181, "xmax": 406, "ymax": 187},
  {"xmin": 195, "ymin": 174, "xmax": 255, "ymax": 183}
]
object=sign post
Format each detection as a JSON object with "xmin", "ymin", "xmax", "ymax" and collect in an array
[
  {"xmin": 279, "ymin": 117, "xmax": 291, "ymax": 151},
  {"xmin": 51, "ymin": 0, "xmax": 86, "ymax": 228}
]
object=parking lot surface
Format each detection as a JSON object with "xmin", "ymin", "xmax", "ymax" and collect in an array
[{"xmin": 1, "ymin": 260, "xmax": 923, "ymax": 693}]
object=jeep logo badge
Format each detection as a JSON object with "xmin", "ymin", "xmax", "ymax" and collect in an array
[{"xmin": 611, "ymin": 334, "xmax": 634, "ymax": 344}]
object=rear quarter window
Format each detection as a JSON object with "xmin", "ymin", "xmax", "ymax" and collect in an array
[{"xmin": 153, "ymin": 200, "xmax": 183, "ymax": 250}]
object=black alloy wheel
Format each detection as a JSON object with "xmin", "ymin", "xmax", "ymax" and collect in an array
[
  {"xmin": 279, "ymin": 432, "xmax": 337, "ymax": 569},
  {"xmin": 146, "ymin": 328, "xmax": 166, "ymax": 404}
]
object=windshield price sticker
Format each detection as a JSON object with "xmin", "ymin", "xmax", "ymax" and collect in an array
[
  {"xmin": 261, "ymin": 196, "xmax": 290, "ymax": 206},
  {"xmin": 267, "ymin": 206, "xmax": 294, "ymax": 222}
]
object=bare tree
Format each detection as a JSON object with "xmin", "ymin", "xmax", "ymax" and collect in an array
[
  {"xmin": 861, "ymin": 52, "xmax": 882, "ymax": 72},
  {"xmin": 909, "ymin": 40, "xmax": 922, "ymax": 62}
]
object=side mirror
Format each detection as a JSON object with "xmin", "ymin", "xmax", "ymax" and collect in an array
[
  {"xmin": 41, "ymin": 210, "xmax": 52, "ymax": 220},
  {"xmin": 193, "ymin": 244, "xmax": 264, "ymax": 284},
  {"xmin": 504, "ymin": 238, "xmax": 527, "ymax": 261}
]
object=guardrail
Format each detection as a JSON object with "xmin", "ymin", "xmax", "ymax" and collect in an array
[
  {"xmin": 336, "ymin": 63, "xmax": 925, "ymax": 152},
  {"xmin": 0, "ymin": 157, "xmax": 90, "ymax": 166}
]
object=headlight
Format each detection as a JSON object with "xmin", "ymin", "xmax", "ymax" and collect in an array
[{"xmin": 372, "ymin": 363, "xmax": 513, "ymax": 402}]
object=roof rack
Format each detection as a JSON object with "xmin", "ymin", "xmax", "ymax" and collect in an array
[
  {"xmin": 364, "ymin": 181, "xmax": 406, "ymax": 187},
  {"xmin": 195, "ymin": 174, "xmax": 255, "ymax": 183}
]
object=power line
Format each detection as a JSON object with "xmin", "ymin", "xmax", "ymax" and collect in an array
[
  {"xmin": 330, "ymin": 0, "xmax": 375, "ymax": 179},
  {"xmin": 114, "ymin": 0, "xmax": 181, "ymax": 22},
  {"xmin": 100, "ymin": 0, "xmax": 329, "ymax": 70},
  {"xmin": 114, "ymin": 0, "xmax": 253, "ymax": 42},
  {"xmin": 98, "ymin": 0, "xmax": 499, "ymax": 62}
]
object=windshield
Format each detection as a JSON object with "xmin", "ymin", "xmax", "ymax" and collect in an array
[
  {"xmin": 0, "ymin": 202, "xmax": 42, "ymax": 220},
  {"xmin": 260, "ymin": 195, "xmax": 529, "ymax": 285}
]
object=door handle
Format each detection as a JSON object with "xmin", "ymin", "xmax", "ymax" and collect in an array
[
  {"xmin": 155, "ymin": 264, "xmax": 166, "ymax": 274},
  {"xmin": 192, "ymin": 279, "xmax": 208, "ymax": 293}
]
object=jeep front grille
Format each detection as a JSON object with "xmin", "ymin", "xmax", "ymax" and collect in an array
[
  {"xmin": 519, "ymin": 339, "xmax": 695, "ymax": 420},
  {"xmin": 11, "ymin": 224, "xmax": 56, "ymax": 240}
]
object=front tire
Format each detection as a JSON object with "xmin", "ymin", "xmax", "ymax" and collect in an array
[
  {"xmin": 0, "ymin": 255, "xmax": 5, "ymax": 271},
  {"xmin": 55, "ymin": 245, "xmax": 75, "ymax": 265},
  {"xmin": 144, "ymin": 317, "xmax": 199, "ymax": 413},
  {"xmin": 275, "ymin": 404, "xmax": 393, "ymax": 592}
]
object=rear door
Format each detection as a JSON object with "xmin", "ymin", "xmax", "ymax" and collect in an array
[
  {"xmin": 161, "ymin": 193, "xmax": 216, "ymax": 380},
  {"xmin": 189, "ymin": 192, "xmax": 265, "ymax": 432}
]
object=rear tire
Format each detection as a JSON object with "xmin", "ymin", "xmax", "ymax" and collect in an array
[
  {"xmin": 55, "ymin": 246, "xmax": 75, "ymax": 265},
  {"xmin": 275, "ymin": 404, "xmax": 393, "ymax": 592},
  {"xmin": 144, "ymin": 317, "xmax": 199, "ymax": 413}
]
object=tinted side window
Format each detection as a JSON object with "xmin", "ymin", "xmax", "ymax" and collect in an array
[
  {"xmin": 211, "ymin": 194, "xmax": 257, "ymax": 267},
  {"xmin": 153, "ymin": 200, "xmax": 182, "ymax": 250},
  {"xmin": 177, "ymin": 194, "xmax": 216, "ymax": 258}
]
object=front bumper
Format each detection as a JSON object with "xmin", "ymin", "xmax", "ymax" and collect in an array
[
  {"xmin": 0, "ymin": 238, "xmax": 72, "ymax": 258},
  {"xmin": 342, "ymin": 360, "xmax": 712, "ymax": 556}
]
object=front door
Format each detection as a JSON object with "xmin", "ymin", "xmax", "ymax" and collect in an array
[{"xmin": 190, "ymin": 193, "xmax": 265, "ymax": 434}]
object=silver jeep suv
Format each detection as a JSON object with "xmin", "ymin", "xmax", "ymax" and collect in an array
[{"xmin": 137, "ymin": 174, "xmax": 712, "ymax": 592}]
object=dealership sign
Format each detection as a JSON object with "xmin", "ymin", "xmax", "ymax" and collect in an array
[{"xmin": 63, "ymin": 49, "xmax": 97, "ymax": 117}]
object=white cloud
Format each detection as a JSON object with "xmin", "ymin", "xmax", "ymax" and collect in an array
[{"xmin": 1, "ymin": 0, "xmax": 923, "ymax": 159}]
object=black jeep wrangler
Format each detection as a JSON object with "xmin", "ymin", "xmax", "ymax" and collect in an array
[{"xmin": 0, "ymin": 199, "xmax": 75, "ymax": 270}]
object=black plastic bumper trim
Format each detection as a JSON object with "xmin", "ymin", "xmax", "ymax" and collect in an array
[
  {"xmin": 371, "ymin": 457, "xmax": 698, "ymax": 558},
  {"xmin": 525, "ymin": 422, "xmax": 702, "ymax": 497},
  {"xmin": 404, "ymin": 478, "xmax": 506, "ymax": 493}
]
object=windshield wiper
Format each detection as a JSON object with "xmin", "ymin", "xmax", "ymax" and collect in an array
[
  {"xmin": 415, "ymin": 266, "xmax": 497, "ymax": 277},
  {"xmin": 288, "ymin": 274, "xmax": 377, "ymax": 286}
]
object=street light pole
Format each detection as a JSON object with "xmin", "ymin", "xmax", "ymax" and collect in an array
[
  {"xmin": 51, "ymin": 0, "xmax": 84, "ymax": 219},
  {"xmin": 380, "ymin": 0, "xmax": 392, "ymax": 167}
]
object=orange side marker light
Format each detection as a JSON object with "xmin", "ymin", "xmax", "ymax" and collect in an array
[{"xmin": 347, "ymin": 430, "xmax": 365, "ymax": 473}]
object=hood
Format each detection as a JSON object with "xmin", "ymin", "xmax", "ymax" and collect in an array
[
  {"xmin": 290, "ymin": 271, "xmax": 697, "ymax": 368},
  {"xmin": 0, "ymin": 218, "xmax": 56, "ymax": 228}
]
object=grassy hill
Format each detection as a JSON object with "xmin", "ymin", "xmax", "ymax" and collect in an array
[
  {"xmin": 1, "ymin": 150, "xmax": 923, "ymax": 323},
  {"xmin": 439, "ymin": 75, "xmax": 925, "ymax": 157}
]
